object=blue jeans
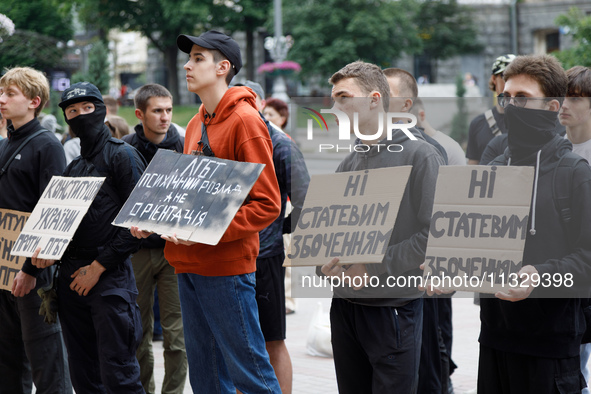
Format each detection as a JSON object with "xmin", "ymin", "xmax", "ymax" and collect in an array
[{"xmin": 178, "ymin": 272, "xmax": 281, "ymax": 394}]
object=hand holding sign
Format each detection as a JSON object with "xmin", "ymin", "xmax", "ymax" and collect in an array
[
  {"xmin": 321, "ymin": 257, "xmax": 369, "ymax": 291},
  {"xmin": 130, "ymin": 226, "xmax": 153, "ymax": 239},
  {"xmin": 31, "ymin": 247, "xmax": 56, "ymax": 269},
  {"xmin": 495, "ymin": 265, "xmax": 538, "ymax": 302},
  {"xmin": 418, "ymin": 262, "xmax": 455, "ymax": 297}
]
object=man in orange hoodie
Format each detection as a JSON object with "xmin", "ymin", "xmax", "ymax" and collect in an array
[{"xmin": 132, "ymin": 30, "xmax": 282, "ymax": 393}]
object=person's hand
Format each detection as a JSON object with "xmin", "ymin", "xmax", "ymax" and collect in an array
[
  {"xmin": 70, "ymin": 261, "xmax": 106, "ymax": 296},
  {"xmin": 418, "ymin": 263, "xmax": 456, "ymax": 296},
  {"xmin": 31, "ymin": 247, "xmax": 56, "ymax": 269},
  {"xmin": 161, "ymin": 233, "xmax": 197, "ymax": 246},
  {"xmin": 342, "ymin": 263, "xmax": 369, "ymax": 290},
  {"xmin": 130, "ymin": 226, "xmax": 153, "ymax": 239},
  {"xmin": 11, "ymin": 270, "xmax": 36, "ymax": 297},
  {"xmin": 321, "ymin": 257, "xmax": 369, "ymax": 290},
  {"xmin": 321, "ymin": 257, "xmax": 344, "ymax": 277},
  {"xmin": 495, "ymin": 265, "xmax": 538, "ymax": 302}
]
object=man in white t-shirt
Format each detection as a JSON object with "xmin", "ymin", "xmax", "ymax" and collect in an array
[
  {"xmin": 410, "ymin": 98, "xmax": 467, "ymax": 165},
  {"xmin": 559, "ymin": 65, "xmax": 591, "ymax": 394},
  {"xmin": 560, "ymin": 66, "xmax": 591, "ymax": 160}
]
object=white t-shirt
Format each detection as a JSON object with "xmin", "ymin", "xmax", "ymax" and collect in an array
[
  {"xmin": 571, "ymin": 137, "xmax": 591, "ymax": 162},
  {"xmin": 431, "ymin": 131, "xmax": 467, "ymax": 165},
  {"xmin": 63, "ymin": 137, "xmax": 81, "ymax": 165}
]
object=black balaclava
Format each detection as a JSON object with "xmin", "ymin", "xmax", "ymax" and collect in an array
[
  {"xmin": 505, "ymin": 104, "xmax": 559, "ymax": 160},
  {"xmin": 64, "ymin": 99, "xmax": 109, "ymax": 158}
]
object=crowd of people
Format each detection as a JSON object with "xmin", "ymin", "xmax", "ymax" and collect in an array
[{"xmin": 0, "ymin": 28, "xmax": 590, "ymax": 394}]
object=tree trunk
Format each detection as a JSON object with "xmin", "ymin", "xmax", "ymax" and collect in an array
[
  {"xmin": 164, "ymin": 44, "xmax": 181, "ymax": 105},
  {"xmin": 246, "ymin": 29, "xmax": 255, "ymax": 81}
]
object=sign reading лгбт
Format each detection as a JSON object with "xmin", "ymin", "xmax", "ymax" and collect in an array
[
  {"xmin": 422, "ymin": 165, "xmax": 534, "ymax": 293},
  {"xmin": 286, "ymin": 166, "xmax": 412, "ymax": 267},
  {"xmin": 112, "ymin": 149, "xmax": 264, "ymax": 245},
  {"xmin": 0, "ymin": 209, "xmax": 30, "ymax": 291},
  {"xmin": 10, "ymin": 176, "xmax": 105, "ymax": 260}
]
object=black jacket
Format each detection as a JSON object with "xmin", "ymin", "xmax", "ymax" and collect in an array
[
  {"xmin": 0, "ymin": 118, "xmax": 66, "ymax": 212},
  {"xmin": 0, "ymin": 118, "xmax": 66, "ymax": 280},
  {"xmin": 480, "ymin": 135, "xmax": 591, "ymax": 358},
  {"xmin": 23, "ymin": 124, "xmax": 146, "ymax": 274},
  {"xmin": 122, "ymin": 124, "xmax": 184, "ymax": 249}
]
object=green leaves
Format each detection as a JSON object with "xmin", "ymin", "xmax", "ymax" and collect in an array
[
  {"xmin": 283, "ymin": 0, "xmax": 480, "ymax": 83},
  {"xmin": 284, "ymin": 0, "xmax": 422, "ymax": 79},
  {"xmin": 0, "ymin": 0, "xmax": 74, "ymax": 71},
  {"xmin": 414, "ymin": 0, "xmax": 482, "ymax": 60},
  {"xmin": 554, "ymin": 7, "xmax": 591, "ymax": 69}
]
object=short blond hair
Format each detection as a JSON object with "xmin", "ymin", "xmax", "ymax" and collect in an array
[{"xmin": 0, "ymin": 67, "xmax": 50, "ymax": 117}]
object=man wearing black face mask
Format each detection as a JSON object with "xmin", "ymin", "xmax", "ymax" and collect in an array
[
  {"xmin": 30, "ymin": 82, "xmax": 147, "ymax": 393},
  {"xmin": 476, "ymin": 55, "xmax": 591, "ymax": 393}
]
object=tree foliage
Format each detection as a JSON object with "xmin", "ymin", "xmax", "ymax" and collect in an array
[
  {"xmin": 209, "ymin": 0, "xmax": 273, "ymax": 80},
  {"xmin": 415, "ymin": 0, "xmax": 483, "ymax": 61},
  {"xmin": 554, "ymin": 7, "xmax": 591, "ymax": 69},
  {"xmin": 0, "ymin": 30, "xmax": 67, "ymax": 72},
  {"xmin": 72, "ymin": 41, "xmax": 110, "ymax": 93},
  {"xmin": 71, "ymin": 0, "xmax": 210, "ymax": 103},
  {"xmin": 450, "ymin": 74, "xmax": 469, "ymax": 146},
  {"xmin": 0, "ymin": 0, "xmax": 74, "ymax": 72},
  {"xmin": 283, "ymin": 0, "xmax": 422, "ymax": 81}
]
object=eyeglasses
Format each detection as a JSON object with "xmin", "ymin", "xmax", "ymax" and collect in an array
[{"xmin": 497, "ymin": 93, "xmax": 549, "ymax": 109}]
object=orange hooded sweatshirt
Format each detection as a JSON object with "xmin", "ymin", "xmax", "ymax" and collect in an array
[{"xmin": 164, "ymin": 87, "xmax": 281, "ymax": 276}]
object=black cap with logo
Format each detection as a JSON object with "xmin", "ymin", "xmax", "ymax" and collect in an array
[
  {"xmin": 177, "ymin": 30, "xmax": 242, "ymax": 74},
  {"xmin": 59, "ymin": 82, "xmax": 103, "ymax": 109}
]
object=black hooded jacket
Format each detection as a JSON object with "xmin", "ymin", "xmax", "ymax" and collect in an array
[
  {"xmin": 0, "ymin": 118, "xmax": 66, "ymax": 212},
  {"xmin": 122, "ymin": 124, "xmax": 184, "ymax": 249},
  {"xmin": 22, "ymin": 118, "xmax": 147, "ymax": 274},
  {"xmin": 480, "ymin": 135, "xmax": 591, "ymax": 358},
  {"xmin": 1, "ymin": 118, "xmax": 66, "ymax": 280}
]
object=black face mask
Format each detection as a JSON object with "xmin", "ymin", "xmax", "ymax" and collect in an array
[
  {"xmin": 64, "ymin": 100, "xmax": 108, "ymax": 157},
  {"xmin": 505, "ymin": 104, "xmax": 559, "ymax": 160}
]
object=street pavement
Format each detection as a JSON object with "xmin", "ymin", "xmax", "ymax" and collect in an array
[{"xmin": 152, "ymin": 294, "xmax": 482, "ymax": 394}]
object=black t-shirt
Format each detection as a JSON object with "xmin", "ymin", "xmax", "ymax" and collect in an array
[
  {"xmin": 466, "ymin": 106, "xmax": 507, "ymax": 162},
  {"xmin": 480, "ymin": 134, "xmax": 507, "ymax": 165}
]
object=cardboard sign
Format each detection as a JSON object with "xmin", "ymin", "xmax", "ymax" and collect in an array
[
  {"xmin": 0, "ymin": 209, "xmax": 30, "ymax": 291},
  {"xmin": 10, "ymin": 176, "xmax": 105, "ymax": 260},
  {"xmin": 113, "ymin": 149, "xmax": 264, "ymax": 245},
  {"xmin": 422, "ymin": 165, "xmax": 534, "ymax": 293},
  {"xmin": 286, "ymin": 166, "xmax": 412, "ymax": 266}
]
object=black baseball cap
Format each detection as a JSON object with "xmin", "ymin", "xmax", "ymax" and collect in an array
[
  {"xmin": 59, "ymin": 82, "xmax": 103, "ymax": 109},
  {"xmin": 177, "ymin": 30, "xmax": 242, "ymax": 74}
]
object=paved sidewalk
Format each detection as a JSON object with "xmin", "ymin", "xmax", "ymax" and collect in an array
[{"xmin": 152, "ymin": 294, "xmax": 481, "ymax": 393}]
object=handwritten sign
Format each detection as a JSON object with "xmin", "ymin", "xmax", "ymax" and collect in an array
[
  {"xmin": 286, "ymin": 167, "xmax": 412, "ymax": 266},
  {"xmin": 422, "ymin": 165, "xmax": 534, "ymax": 293},
  {"xmin": 10, "ymin": 177, "xmax": 105, "ymax": 260},
  {"xmin": 113, "ymin": 149, "xmax": 264, "ymax": 245},
  {"xmin": 0, "ymin": 209, "xmax": 30, "ymax": 291}
]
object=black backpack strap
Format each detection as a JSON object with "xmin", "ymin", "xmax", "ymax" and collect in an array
[
  {"xmin": 0, "ymin": 129, "xmax": 48, "ymax": 179},
  {"xmin": 485, "ymin": 109, "xmax": 501, "ymax": 137},
  {"xmin": 552, "ymin": 152, "xmax": 584, "ymax": 243}
]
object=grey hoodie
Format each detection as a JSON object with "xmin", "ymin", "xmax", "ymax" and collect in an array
[{"xmin": 331, "ymin": 130, "xmax": 444, "ymax": 307}]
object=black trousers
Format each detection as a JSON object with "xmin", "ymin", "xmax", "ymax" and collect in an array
[
  {"xmin": 58, "ymin": 257, "xmax": 143, "ymax": 394},
  {"xmin": 330, "ymin": 297, "xmax": 423, "ymax": 394},
  {"xmin": 0, "ymin": 267, "xmax": 72, "ymax": 394},
  {"xmin": 478, "ymin": 343, "xmax": 586, "ymax": 394}
]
